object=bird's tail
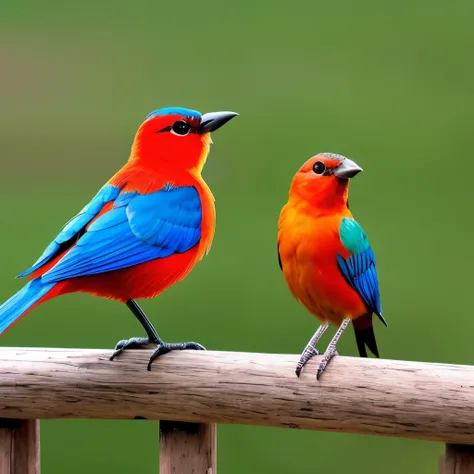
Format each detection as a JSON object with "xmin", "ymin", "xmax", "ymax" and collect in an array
[
  {"xmin": 0, "ymin": 279, "xmax": 56, "ymax": 335},
  {"xmin": 353, "ymin": 313, "xmax": 380, "ymax": 358}
]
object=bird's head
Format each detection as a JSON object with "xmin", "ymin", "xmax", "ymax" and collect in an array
[
  {"xmin": 130, "ymin": 107, "xmax": 238, "ymax": 174},
  {"xmin": 289, "ymin": 153, "xmax": 362, "ymax": 209}
]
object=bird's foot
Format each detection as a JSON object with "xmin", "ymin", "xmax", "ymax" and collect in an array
[
  {"xmin": 110, "ymin": 337, "xmax": 154, "ymax": 361},
  {"xmin": 295, "ymin": 345, "xmax": 319, "ymax": 377},
  {"xmin": 316, "ymin": 349, "xmax": 339, "ymax": 381},
  {"xmin": 110, "ymin": 337, "xmax": 205, "ymax": 370},
  {"xmin": 147, "ymin": 341, "xmax": 206, "ymax": 371}
]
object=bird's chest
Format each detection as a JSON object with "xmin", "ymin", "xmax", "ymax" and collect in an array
[
  {"xmin": 278, "ymin": 209, "xmax": 348, "ymax": 321},
  {"xmin": 194, "ymin": 182, "xmax": 216, "ymax": 259}
]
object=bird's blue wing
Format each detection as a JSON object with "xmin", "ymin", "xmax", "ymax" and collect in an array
[
  {"xmin": 18, "ymin": 185, "xmax": 121, "ymax": 278},
  {"xmin": 336, "ymin": 217, "xmax": 386, "ymax": 325},
  {"xmin": 41, "ymin": 185, "xmax": 202, "ymax": 283}
]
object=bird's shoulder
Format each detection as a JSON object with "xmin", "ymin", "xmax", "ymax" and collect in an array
[{"xmin": 338, "ymin": 216, "xmax": 372, "ymax": 256}]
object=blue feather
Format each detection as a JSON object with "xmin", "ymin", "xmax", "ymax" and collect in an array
[
  {"xmin": 114, "ymin": 191, "xmax": 138, "ymax": 208},
  {"xmin": 337, "ymin": 217, "xmax": 385, "ymax": 322},
  {"xmin": 127, "ymin": 186, "xmax": 201, "ymax": 250},
  {"xmin": 0, "ymin": 279, "xmax": 55, "ymax": 334},
  {"xmin": 146, "ymin": 107, "xmax": 201, "ymax": 120},
  {"xmin": 41, "ymin": 185, "xmax": 202, "ymax": 283},
  {"xmin": 17, "ymin": 184, "xmax": 121, "ymax": 278}
]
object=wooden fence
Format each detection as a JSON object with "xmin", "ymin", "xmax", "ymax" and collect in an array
[{"xmin": 0, "ymin": 347, "xmax": 473, "ymax": 473}]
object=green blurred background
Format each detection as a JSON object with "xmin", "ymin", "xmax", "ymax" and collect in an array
[{"xmin": 1, "ymin": 0, "xmax": 473, "ymax": 472}]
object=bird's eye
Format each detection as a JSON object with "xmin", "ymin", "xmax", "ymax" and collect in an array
[
  {"xmin": 171, "ymin": 121, "xmax": 191, "ymax": 136},
  {"xmin": 312, "ymin": 161, "xmax": 326, "ymax": 175}
]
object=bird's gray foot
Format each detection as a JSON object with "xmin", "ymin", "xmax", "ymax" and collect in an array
[
  {"xmin": 296, "ymin": 346, "xmax": 320, "ymax": 377},
  {"xmin": 295, "ymin": 322, "xmax": 329, "ymax": 377},
  {"xmin": 316, "ymin": 318, "xmax": 351, "ymax": 381},
  {"xmin": 316, "ymin": 349, "xmax": 339, "ymax": 380}
]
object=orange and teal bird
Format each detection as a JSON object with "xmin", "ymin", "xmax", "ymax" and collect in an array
[
  {"xmin": 0, "ymin": 107, "xmax": 237, "ymax": 369},
  {"xmin": 277, "ymin": 153, "xmax": 386, "ymax": 379}
]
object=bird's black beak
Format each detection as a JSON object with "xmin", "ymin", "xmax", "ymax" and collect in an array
[
  {"xmin": 198, "ymin": 111, "xmax": 238, "ymax": 134},
  {"xmin": 334, "ymin": 158, "xmax": 363, "ymax": 179}
]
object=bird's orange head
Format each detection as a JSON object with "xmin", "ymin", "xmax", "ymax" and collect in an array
[
  {"xmin": 130, "ymin": 107, "xmax": 238, "ymax": 174},
  {"xmin": 289, "ymin": 153, "xmax": 362, "ymax": 209}
]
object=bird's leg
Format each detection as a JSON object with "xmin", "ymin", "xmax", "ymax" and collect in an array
[
  {"xmin": 295, "ymin": 322, "xmax": 329, "ymax": 377},
  {"xmin": 110, "ymin": 300, "xmax": 205, "ymax": 371},
  {"xmin": 110, "ymin": 300, "xmax": 162, "ymax": 360},
  {"xmin": 316, "ymin": 318, "xmax": 351, "ymax": 381}
]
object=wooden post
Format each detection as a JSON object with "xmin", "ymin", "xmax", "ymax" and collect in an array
[
  {"xmin": 160, "ymin": 421, "xmax": 216, "ymax": 474},
  {"xmin": 0, "ymin": 419, "xmax": 40, "ymax": 474},
  {"xmin": 440, "ymin": 444, "xmax": 474, "ymax": 474}
]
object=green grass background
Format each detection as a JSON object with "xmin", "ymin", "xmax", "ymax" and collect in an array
[{"xmin": 1, "ymin": 0, "xmax": 474, "ymax": 472}]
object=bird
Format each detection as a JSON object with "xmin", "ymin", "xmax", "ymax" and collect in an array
[
  {"xmin": 0, "ymin": 106, "xmax": 238, "ymax": 370},
  {"xmin": 277, "ymin": 153, "xmax": 386, "ymax": 380}
]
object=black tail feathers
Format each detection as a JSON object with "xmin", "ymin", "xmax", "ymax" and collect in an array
[
  {"xmin": 353, "ymin": 313, "xmax": 380, "ymax": 358},
  {"xmin": 353, "ymin": 325, "xmax": 379, "ymax": 357}
]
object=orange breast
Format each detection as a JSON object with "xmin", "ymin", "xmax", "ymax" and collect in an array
[{"xmin": 278, "ymin": 201, "xmax": 367, "ymax": 325}]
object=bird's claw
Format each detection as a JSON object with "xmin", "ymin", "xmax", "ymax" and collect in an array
[
  {"xmin": 110, "ymin": 336, "xmax": 205, "ymax": 369},
  {"xmin": 295, "ymin": 345, "xmax": 320, "ymax": 377},
  {"xmin": 110, "ymin": 337, "xmax": 152, "ymax": 361},
  {"xmin": 147, "ymin": 341, "xmax": 206, "ymax": 371},
  {"xmin": 316, "ymin": 349, "xmax": 339, "ymax": 381}
]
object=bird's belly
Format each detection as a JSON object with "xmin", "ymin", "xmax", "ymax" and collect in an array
[
  {"xmin": 62, "ymin": 247, "xmax": 200, "ymax": 301},
  {"xmin": 280, "ymin": 230, "xmax": 366, "ymax": 325}
]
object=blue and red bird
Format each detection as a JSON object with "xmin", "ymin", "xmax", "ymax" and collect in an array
[{"xmin": 0, "ymin": 107, "xmax": 237, "ymax": 369}]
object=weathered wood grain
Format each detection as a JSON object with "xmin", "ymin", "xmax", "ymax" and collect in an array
[
  {"xmin": 440, "ymin": 444, "xmax": 474, "ymax": 474},
  {"xmin": 160, "ymin": 421, "xmax": 216, "ymax": 474},
  {"xmin": 0, "ymin": 348, "xmax": 474, "ymax": 444},
  {"xmin": 0, "ymin": 419, "xmax": 40, "ymax": 474}
]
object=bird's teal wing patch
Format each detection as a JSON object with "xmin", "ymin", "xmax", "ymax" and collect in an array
[
  {"xmin": 337, "ymin": 217, "xmax": 386, "ymax": 324},
  {"xmin": 40, "ymin": 185, "xmax": 202, "ymax": 283},
  {"xmin": 17, "ymin": 184, "xmax": 121, "ymax": 278},
  {"xmin": 339, "ymin": 217, "xmax": 371, "ymax": 254}
]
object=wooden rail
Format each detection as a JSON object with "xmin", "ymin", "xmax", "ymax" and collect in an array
[{"xmin": 0, "ymin": 347, "xmax": 473, "ymax": 473}]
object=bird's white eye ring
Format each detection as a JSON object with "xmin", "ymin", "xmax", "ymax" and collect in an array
[{"xmin": 171, "ymin": 121, "xmax": 191, "ymax": 136}]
